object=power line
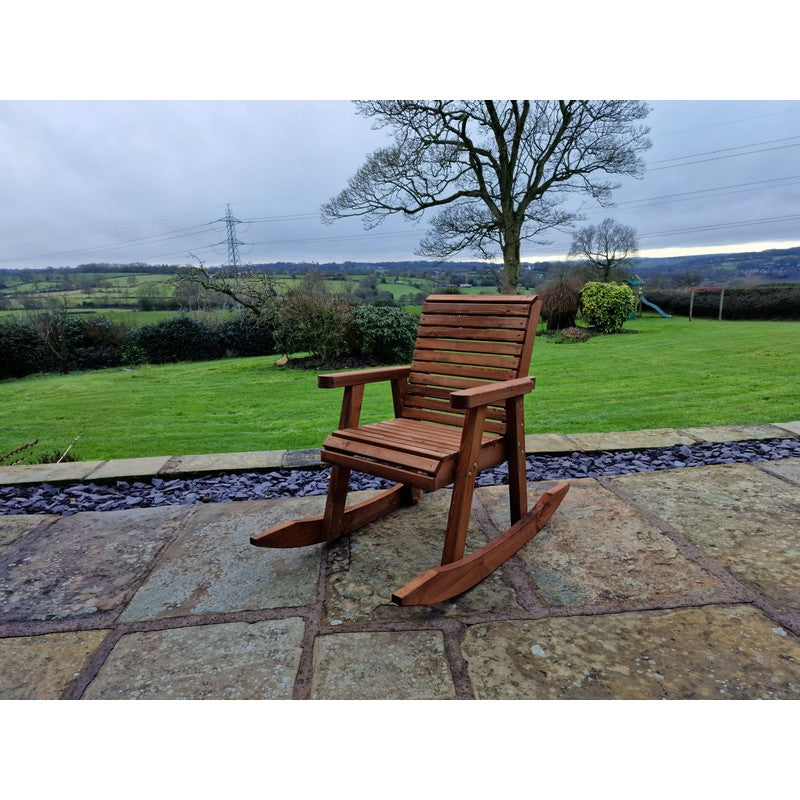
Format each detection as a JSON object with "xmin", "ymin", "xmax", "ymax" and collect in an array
[
  {"xmin": 0, "ymin": 222, "xmax": 216, "ymax": 264},
  {"xmin": 648, "ymin": 135, "xmax": 800, "ymax": 164},
  {"xmin": 647, "ymin": 141, "xmax": 800, "ymax": 172}
]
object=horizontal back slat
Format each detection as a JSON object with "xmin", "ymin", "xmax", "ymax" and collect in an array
[
  {"xmin": 403, "ymin": 294, "xmax": 540, "ymax": 437},
  {"xmin": 412, "ymin": 349, "xmax": 520, "ymax": 370},
  {"xmin": 415, "ymin": 337, "xmax": 523, "ymax": 356},
  {"xmin": 423, "ymin": 301, "xmax": 531, "ymax": 316},
  {"xmin": 403, "ymin": 406, "xmax": 506, "ymax": 434},
  {"xmin": 420, "ymin": 314, "xmax": 528, "ymax": 329},
  {"xmin": 416, "ymin": 326, "xmax": 526, "ymax": 342},
  {"xmin": 410, "ymin": 360, "xmax": 517, "ymax": 382}
]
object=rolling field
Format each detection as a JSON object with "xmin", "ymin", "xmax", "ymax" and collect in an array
[{"xmin": 2, "ymin": 315, "xmax": 798, "ymax": 461}]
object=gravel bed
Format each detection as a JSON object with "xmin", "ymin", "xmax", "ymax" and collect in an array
[{"xmin": 2, "ymin": 437, "xmax": 799, "ymax": 517}]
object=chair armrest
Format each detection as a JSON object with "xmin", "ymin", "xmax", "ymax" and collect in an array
[
  {"xmin": 318, "ymin": 366, "xmax": 411, "ymax": 389},
  {"xmin": 449, "ymin": 377, "xmax": 535, "ymax": 410}
]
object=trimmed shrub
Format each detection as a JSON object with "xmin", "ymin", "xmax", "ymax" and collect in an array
[
  {"xmin": 580, "ymin": 282, "xmax": 635, "ymax": 333},
  {"xmin": 347, "ymin": 305, "xmax": 418, "ymax": 363},
  {"xmin": 130, "ymin": 316, "xmax": 223, "ymax": 363},
  {"xmin": 541, "ymin": 278, "xmax": 583, "ymax": 330}
]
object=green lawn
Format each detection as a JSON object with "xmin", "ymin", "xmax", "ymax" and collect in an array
[{"xmin": 1, "ymin": 315, "xmax": 798, "ymax": 460}]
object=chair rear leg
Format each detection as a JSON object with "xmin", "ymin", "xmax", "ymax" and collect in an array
[{"xmin": 322, "ymin": 464, "xmax": 350, "ymax": 541}]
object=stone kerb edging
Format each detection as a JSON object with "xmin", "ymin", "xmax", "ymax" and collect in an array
[{"xmin": 1, "ymin": 422, "xmax": 797, "ymax": 488}]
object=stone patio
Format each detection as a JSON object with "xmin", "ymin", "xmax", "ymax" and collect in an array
[{"xmin": 1, "ymin": 427, "xmax": 799, "ymax": 700}]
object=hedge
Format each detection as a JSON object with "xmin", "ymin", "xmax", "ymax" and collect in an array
[{"xmin": 644, "ymin": 284, "xmax": 800, "ymax": 320}]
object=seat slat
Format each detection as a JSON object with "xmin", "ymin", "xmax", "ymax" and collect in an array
[
  {"xmin": 321, "ymin": 450, "xmax": 437, "ymax": 491},
  {"xmin": 334, "ymin": 427, "xmax": 458, "ymax": 459},
  {"xmin": 324, "ymin": 435, "xmax": 442, "ymax": 473},
  {"xmin": 368, "ymin": 419, "xmax": 468, "ymax": 447},
  {"xmin": 368, "ymin": 419, "xmax": 496, "ymax": 448}
]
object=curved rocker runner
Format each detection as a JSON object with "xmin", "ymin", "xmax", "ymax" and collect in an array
[{"xmin": 250, "ymin": 294, "xmax": 569, "ymax": 606}]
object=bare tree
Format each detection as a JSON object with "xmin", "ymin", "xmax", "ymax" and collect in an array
[
  {"xmin": 173, "ymin": 259, "xmax": 279, "ymax": 318},
  {"xmin": 322, "ymin": 101, "xmax": 651, "ymax": 293},
  {"xmin": 568, "ymin": 217, "xmax": 639, "ymax": 282},
  {"xmin": 29, "ymin": 295, "xmax": 71, "ymax": 373}
]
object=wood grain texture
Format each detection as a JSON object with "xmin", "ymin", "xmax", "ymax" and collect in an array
[{"xmin": 391, "ymin": 482, "xmax": 570, "ymax": 606}]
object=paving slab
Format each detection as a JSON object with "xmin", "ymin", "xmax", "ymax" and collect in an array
[
  {"xmin": 160, "ymin": 450, "xmax": 287, "ymax": 475},
  {"xmin": 84, "ymin": 456, "xmax": 172, "ymax": 481},
  {"xmin": 119, "ymin": 496, "xmax": 329, "ymax": 621},
  {"xmin": 461, "ymin": 605, "xmax": 800, "ymax": 699},
  {"xmin": 0, "ymin": 461, "xmax": 105, "ymax": 486},
  {"xmin": 0, "ymin": 515, "xmax": 53, "ymax": 554},
  {"xmin": 566, "ymin": 428, "xmax": 696, "ymax": 451},
  {"xmin": 476, "ymin": 479, "xmax": 724, "ymax": 607},
  {"xmin": 324, "ymin": 490, "xmax": 523, "ymax": 624},
  {"xmin": 0, "ymin": 505, "xmax": 190, "ymax": 623},
  {"xmin": 760, "ymin": 458, "xmax": 800, "ymax": 485},
  {"xmin": 310, "ymin": 630, "xmax": 455, "ymax": 699},
  {"xmin": 83, "ymin": 619, "xmax": 304, "ymax": 699},
  {"xmin": 281, "ymin": 448, "xmax": 321, "ymax": 468},
  {"xmin": 774, "ymin": 421, "xmax": 800, "ymax": 436},
  {"xmin": 0, "ymin": 630, "xmax": 110, "ymax": 699},
  {"xmin": 524, "ymin": 433, "xmax": 580, "ymax": 453},
  {"xmin": 609, "ymin": 463, "xmax": 800, "ymax": 614},
  {"xmin": 680, "ymin": 424, "xmax": 793, "ymax": 443}
]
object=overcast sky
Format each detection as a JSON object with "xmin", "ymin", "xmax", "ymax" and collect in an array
[{"xmin": 2, "ymin": 99, "xmax": 799, "ymax": 269}]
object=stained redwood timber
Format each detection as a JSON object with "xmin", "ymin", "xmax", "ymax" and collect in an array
[
  {"xmin": 392, "ymin": 482, "xmax": 570, "ymax": 606},
  {"xmin": 251, "ymin": 483, "xmax": 414, "ymax": 548},
  {"xmin": 251, "ymin": 293, "xmax": 570, "ymax": 608},
  {"xmin": 416, "ymin": 326, "xmax": 526, "ymax": 342}
]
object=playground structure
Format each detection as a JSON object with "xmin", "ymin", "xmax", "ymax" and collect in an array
[
  {"xmin": 689, "ymin": 286, "xmax": 726, "ymax": 321},
  {"xmin": 623, "ymin": 275, "xmax": 672, "ymax": 319}
]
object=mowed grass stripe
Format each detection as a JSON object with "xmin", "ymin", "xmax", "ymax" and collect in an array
[{"xmin": 1, "ymin": 316, "xmax": 798, "ymax": 459}]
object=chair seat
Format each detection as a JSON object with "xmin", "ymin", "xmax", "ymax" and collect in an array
[{"xmin": 321, "ymin": 417, "xmax": 500, "ymax": 491}]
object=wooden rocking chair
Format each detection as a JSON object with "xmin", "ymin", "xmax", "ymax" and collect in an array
[{"xmin": 251, "ymin": 294, "xmax": 569, "ymax": 605}]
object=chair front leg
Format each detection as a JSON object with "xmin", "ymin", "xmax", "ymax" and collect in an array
[
  {"xmin": 505, "ymin": 394, "xmax": 528, "ymax": 524},
  {"xmin": 441, "ymin": 405, "xmax": 487, "ymax": 565},
  {"xmin": 321, "ymin": 383, "xmax": 365, "ymax": 540}
]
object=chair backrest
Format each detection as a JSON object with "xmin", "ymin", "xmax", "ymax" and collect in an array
[{"xmin": 402, "ymin": 294, "xmax": 542, "ymax": 436}]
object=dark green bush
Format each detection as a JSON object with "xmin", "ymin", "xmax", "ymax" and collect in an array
[
  {"xmin": 217, "ymin": 313, "xmax": 276, "ymax": 357},
  {"xmin": 64, "ymin": 316, "xmax": 127, "ymax": 370},
  {"xmin": 130, "ymin": 316, "xmax": 223, "ymax": 363},
  {"xmin": 347, "ymin": 305, "xmax": 418, "ymax": 363},
  {"xmin": 644, "ymin": 284, "xmax": 800, "ymax": 320},
  {"xmin": 273, "ymin": 276, "xmax": 355, "ymax": 363},
  {"xmin": 581, "ymin": 282, "xmax": 635, "ymax": 333},
  {"xmin": 0, "ymin": 319, "xmax": 55, "ymax": 379}
]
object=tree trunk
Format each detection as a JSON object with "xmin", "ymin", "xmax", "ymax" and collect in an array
[{"xmin": 500, "ymin": 230, "xmax": 521, "ymax": 294}]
